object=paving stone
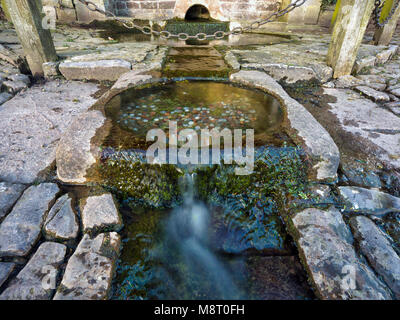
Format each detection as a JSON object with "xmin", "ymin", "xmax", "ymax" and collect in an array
[
  {"xmin": 0, "ymin": 183, "xmax": 59, "ymax": 257},
  {"xmin": 355, "ymin": 86, "xmax": 390, "ymax": 102},
  {"xmin": 324, "ymin": 88, "xmax": 400, "ymax": 169},
  {"xmin": 289, "ymin": 207, "xmax": 392, "ymax": 300},
  {"xmin": 7, "ymin": 74, "xmax": 30, "ymax": 85},
  {"xmin": 0, "ymin": 92, "xmax": 12, "ymax": 105},
  {"xmin": 54, "ymin": 232, "xmax": 121, "ymax": 300},
  {"xmin": 353, "ymin": 56, "xmax": 376, "ymax": 74},
  {"xmin": 59, "ymin": 60, "xmax": 132, "ymax": 81},
  {"xmin": 44, "ymin": 194, "xmax": 79, "ymax": 242},
  {"xmin": 350, "ymin": 216, "xmax": 400, "ymax": 299},
  {"xmin": 42, "ymin": 62, "xmax": 60, "ymax": 78},
  {"xmin": 0, "ymin": 242, "xmax": 66, "ymax": 300},
  {"xmin": 56, "ymin": 110, "xmax": 109, "ymax": 184},
  {"xmin": 0, "ymin": 182, "xmax": 25, "ymax": 220},
  {"xmin": 3, "ymin": 80, "xmax": 28, "ymax": 94},
  {"xmin": 0, "ymin": 262, "xmax": 15, "ymax": 288},
  {"xmin": 0, "ymin": 80, "xmax": 99, "ymax": 184},
  {"xmin": 389, "ymin": 87, "xmax": 400, "ymax": 98},
  {"xmin": 81, "ymin": 193, "xmax": 122, "ymax": 235},
  {"xmin": 339, "ymin": 186, "xmax": 400, "ymax": 216},
  {"xmin": 334, "ymin": 75, "xmax": 364, "ymax": 88}
]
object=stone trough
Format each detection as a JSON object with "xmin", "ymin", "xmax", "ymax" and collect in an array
[{"xmin": 55, "ymin": 69, "xmax": 340, "ymax": 185}]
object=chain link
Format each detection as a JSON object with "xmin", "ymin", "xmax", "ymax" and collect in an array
[
  {"xmin": 75, "ymin": 0, "xmax": 307, "ymax": 40},
  {"xmin": 373, "ymin": 0, "xmax": 400, "ymax": 27}
]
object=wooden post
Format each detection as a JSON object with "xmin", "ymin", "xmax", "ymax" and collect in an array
[
  {"xmin": 4, "ymin": 0, "xmax": 57, "ymax": 77},
  {"xmin": 327, "ymin": 0, "xmax": 375, "ymax": 78},
  {"xmin": 373, "ymin": 0, "xmax": 400, "ymax": 46}
]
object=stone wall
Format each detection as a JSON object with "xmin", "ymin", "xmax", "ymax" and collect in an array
[
  {"xmin": 106, "ymin": 0, "xmax": 284, "ymax": 21},
  {"xmin": 2, "ymin": 0, "xmax": 326, "ymax": 25}
]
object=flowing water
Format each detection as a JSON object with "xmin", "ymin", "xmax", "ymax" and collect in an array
[{"xmin": 112, "ymin": 172, "xmax": 314, "ymax": 300}]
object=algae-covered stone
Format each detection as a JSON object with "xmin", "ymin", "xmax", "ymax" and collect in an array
[
  {"xmin": 54, "ymin": 232, "xmax": 121, "ymax": 300},
  {"xmin": 289, "ymin": 207, "xmax": 392, "ymax": 300},
  {"xmin": 81, "ymin": 193, "xmax": 123, "ymax": 235},
  {"xmin": 350, "ymin": 216, "xmax": 400, "ymax": 299},
  {"xmin": 44, "ymin": 194, "xmax": 79, "ymax": 242},
  {"xmin": 56, "ymin": 110, "xmax": 110, "ymax": 184},
  {"xmin": 99, "ymin": 150, "xmax": 182, "ymax": 208},
  {"xmin": 0, "ymin": 183, "xmax": 59, "ymax": 257},
  {"xmin": 0, "ymin": 242, "xmax": 66, "ymax": 300}
]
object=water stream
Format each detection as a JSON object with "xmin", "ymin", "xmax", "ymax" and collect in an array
[{"xmin": 163, "ymin": 173, "xmax": 241, "ymax": 299}]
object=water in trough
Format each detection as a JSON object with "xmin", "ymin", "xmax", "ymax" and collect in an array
[{"xmin": 92, "ymin": 80, "xmax": 316, "ymax": 300}]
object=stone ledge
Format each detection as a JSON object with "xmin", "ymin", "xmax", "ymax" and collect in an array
[
  {"xmin": 56, "ymin": 110, "xmax": 110, "ymax": 184},
  {"xmin": 59, "ymin": 59, "xmax": 132, "ymax": 81},
  {"xmin": 230, "ymin": 70, "xmax": 340, "ymax": 182}
]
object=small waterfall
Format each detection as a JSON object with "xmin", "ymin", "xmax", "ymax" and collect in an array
[{"xmin": 164, "ymin": 173, "xmax": 241, "ymax": 299}]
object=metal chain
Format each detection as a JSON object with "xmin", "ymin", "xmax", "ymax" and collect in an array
[
  {"xmin": 373, "ymin": 0, "xmax": 400, "ymax": 27},
  {"xmin": 75, "ymin": 0, "xmax": 307, "ymax": 40}
]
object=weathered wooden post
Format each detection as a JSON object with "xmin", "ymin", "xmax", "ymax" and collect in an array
[
  {"xmin": 373, "ymin": 0, "xmax": 400, "ymax": 46},
  {"xmin": 327, "ymin": 0, "xmax": 376, "ymax": 78},
  {"xmin": 4, "ymin": 0, "xmax": 57, "ymax": 77}
]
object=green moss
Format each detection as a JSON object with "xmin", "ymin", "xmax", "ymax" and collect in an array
[{"xmin": 99, "ymin": 159, "xmax": 183, "ymax": 209}]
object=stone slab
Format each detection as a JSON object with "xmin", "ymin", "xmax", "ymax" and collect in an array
[
  {"xmin": 0, "ymin": 242, "xmax": 66, "ymax": 300},
  {"xmin": 59, "ymin": 60, "xmax": 132, "ymax": 81},
  {"xmin": 81, "ymin": 193, "xmax": 123, "ymax": 235},
  {"xmin": 0, "ymin": 80, "xmax": 99, "ymax": 184},
  {"xmin": 350, "ymin": 216, "xmax": 400, "ymax": 299},
  {"xmin": 0, "ymin": 182, "xmax": 25, "ymax": 220},
  {"xmin": 289, "ymin": 207, "xmax": 392, "ymax": 300},
  {"xmin": 54, "ymin": 232, "xmax": 121, "ymax": 300},
  {"xmin": 0, "ymin": 183, "xmax": 59, "ymax": 257}
]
